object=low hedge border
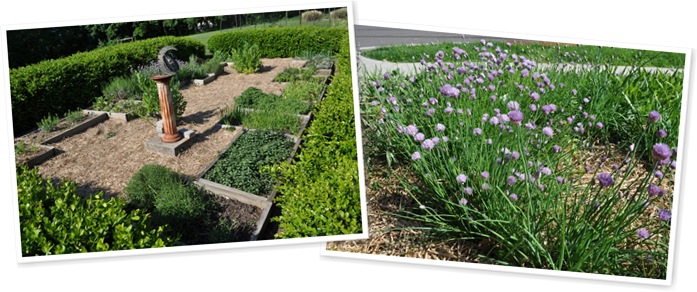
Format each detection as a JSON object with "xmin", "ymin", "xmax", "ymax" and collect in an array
[
  {"xmin": 270, "ymin": 32, "xmax": 362, "ymax": 238},
  {"xmin": 10, "ymin": 36, "xmax": 205, "ymax": 135},
  {"xmin": 207, "ymin": 26, "xmax": 346, "ymax": 59}
]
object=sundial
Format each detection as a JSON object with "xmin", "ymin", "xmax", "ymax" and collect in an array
[{"xmin": 157, "ymin": 46, "xmax": 179, "ymax": 75}]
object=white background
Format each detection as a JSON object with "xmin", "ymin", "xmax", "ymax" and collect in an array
[{"xmin": 1, "ymin": 0, "xmax": 695, "ymax": 291}]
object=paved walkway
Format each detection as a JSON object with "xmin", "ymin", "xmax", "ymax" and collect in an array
[{"xmin": 356, "ymin": 54, "xmax": 683, "ymax": 78}]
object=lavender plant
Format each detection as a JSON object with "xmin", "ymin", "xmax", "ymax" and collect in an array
[{"xmin": 361, "ymin": 40, "xmax": 679, "ymax": 278}]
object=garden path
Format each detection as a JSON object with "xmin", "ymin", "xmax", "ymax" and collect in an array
[{"xmin": 37, "ymin": 58, "xmax": 304, "ymax": 198}]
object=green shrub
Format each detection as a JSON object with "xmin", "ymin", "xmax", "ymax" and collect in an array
[
  {"xmin": 231, "ymin": 42, "xmax": 263, "ymax": 74},
  {"xmin": 301, "ymin": 10, "xmax": 324, "ymax": 22},
  {"xmin": 10, "ymin": 36, "xmax": 204, "ymax": 135},
  {"xmin": 236, "ymin": 87, "xmax": 311, "ymax": 115},
  {"xmin": 283, "ymin": 81, "xmax": 324, "ymax": 102},
  {"xmin": 204, "ymin": 130, "xmax": 294, "ymax": 196},
  {"xmin": 270, "ymin": 33, "xmax": 361, "ymax": 238},
  {"xmin": 64, "ymin": 109, "xmax": 84, "ymax": 125},
  {"xmin": 208, "ymin": 27, "xmax": 346, "ymax": 59},
  {"xmin": 102, "ymin": 75, "xmax": 141, "ymax": 101},
  {"xmin": 330, "ymin": 8, "xmax": 348, "ymax": 20},
  {"xmin": 17, "ymin": 166, "xmax": 171, "ymax": 256},
  {"xmin": 37, "ymin": 114, "xmax": 59, "ymax": 132},
  {"xmin": 123, "ymin": 164, "xmax": 184, "ymax": 210},
  {"xmin": 124, "ymin": 164, "xmax": 228, "ymax": 244}
]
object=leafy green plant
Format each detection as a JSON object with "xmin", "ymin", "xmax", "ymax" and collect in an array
[
  {"xmin": 102, "ymin": 75, "xmax": 141, "ymax": 101},
  {"xmin": 17, "ymin": 165, "xmax": 171, "ymax": 256},
  {"xmin": 231, "ymin": 42, "xmax": 263, "ymax": 74},
  {"xmin": 64, "ymin": 109, "xmax": 85, "ymax": 125},
  {"xmin": 236, "ymin": 87, "xmax": 311, "ymax": 115},
  {"xmin": 37, "ymin": 114, "xmax": 59, "ymax": 132},
  {"xmin": 204, "ymin": 130, "xmax": 294, "ymax": 196},
  {"xmin": 15, "ymin": 140, "xmax": 28, "ymax": 156},
  {"xmin": 283, "ymin": 81, "xmax": 324, "ymax": 102},
  {"xmin": 136, "ymin": 71, "xmax": 187, "ymax": 118}
]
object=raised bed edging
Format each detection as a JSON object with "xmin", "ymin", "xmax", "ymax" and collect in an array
[
  {"xmin": 37, "ymin": 112, "xmax": 109, "ymax": 145},
  {"xmin": 16, "ymin": 144, "xmax": 56, "ymax": 167},
  {"xmin": 83, "ymin": 109, "xmax": 136, "ymax": 122}
]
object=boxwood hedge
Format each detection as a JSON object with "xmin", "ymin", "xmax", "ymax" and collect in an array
[
  {"xmin": 10, "ymin": 36, "xmax": 205, "ymax": 135},
  {"xmin": 208, "ymin": 26, "xmax": 346, "ymax": 59},
  {"xmin": 270, "ymin": 33, "xmax": 362, "ymax": 238}
]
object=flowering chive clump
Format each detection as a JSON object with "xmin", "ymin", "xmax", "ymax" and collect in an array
[{"xmin": 361, "ymin": 38, "xmax": 679, "ymax": 278}]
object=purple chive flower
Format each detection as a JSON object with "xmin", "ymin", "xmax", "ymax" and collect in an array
[
  {"xmin": 583, "ymin": 97, "xmax": 590, "ymax": 103},
  {"xmin": 540, "ymin": 167, "xmax": 552, "ymax": 176},
  {"xmin": 637, "ymin": 228, "xmax": 650, "ymax": 239},
  {"xmin": 383, "ymin": 72, "xmax": 390, "ymax": 79},
  {"xmin": 670, "ymin": 161, "xmax": 677, "ymax": 169},
  {"xmin": 425, "ymin": 108, "xmax": 436, "ymax": 116},
  {"xmin": 556, "ymin": 176, "xmax": 565, "ymax": 184},
  {"xmin": 596, "ymin": 172, "xmax": 614, "ymax": 187},
  {"xmin": 421, "ymin": 139, "xmax": 436, "ymax": 150},
  {"xmin": 445, "ymin": 107, "xmax": 454, "ymax": 114},
  {"xmin": 481, "ymin": 171, "xmax": 490, "ymax": 179},
  {"xmin": 509, "ymin": 194, "xmax": 518, "ymax": 201},
  {"xmin": 542, "ymin": 127, "xmax": 554, "ymax": 137},
  {"xmin": 405, "ymin": 125, "xmax": 419, "ymax": 136},
  {"xmin": 552, "ymin": 145, "xmax": 561, "ymax": 153},
  {"xmin": 511, "ymin": 151, "xmax": 520, "ymax": 160},
  {"xmin": 435, "ymin": 123, "xmax": 446, "ymax": 132},
  {"xmin": 658, "ymin": 209, "xmax": 671, "ymax": 221},
  {"xmin": 429, "ymin": 98, "xmax": 439, "ymax": 105},
  {"xmin": 489, "ymin": 116, "xmax": 500, "ymax": 125},
  {"xmin": 541, "ymin": 105, "xmax": 552, "ymax": 115},
  {"xmin": 521, "ymin": 69, "xmax": 530, "ymax": 77},
  {"xmin": 440, "ymin": 84, "xmax": 460, "ymax": 97},
  {"xmin": 507, "ymin": 175, "xmax": 517, "ymax": 186},
  {"xmin": 411, "ymin": 152, "xmax": 421, "ymax": 161},
  {"xmin": 648, "ymin": 111, "xmax": 661, "ymax": 123},
  {"xmin": 508, "ymin": 110, "xmax": 523, "ymax": 124},
  {"xmin": 530, "ymin": 92, "xmax": 540, "ymax": 101},
  {"xmin": 654, "ymin": 170, "xmax": 664, "ymax": 179},
  {"xmin": 585, "ymin": 166, "xmax": 592, "ymax": 173},
  {"xmin": 414, "ymin": 133, "xmax": 425, "ymax": 142},
  {"xmin": 648, "ymin": 184, "xmax": 665, "ymax": 196},
  {"xmin": 463, "ymin": 187, "xmax": 473, "ymax": 195},
  {"xmin": 370, "ymin": 100, "xmax": 380, "ymax": 106},
  {"xmin": 572, "ymin": 89, "xmax": 578, "ymax": 96},
  {"xmin": 529, "ymin": 104, "xmax": 538, "ymax": 112},
  {"xmin": 459, "ymin": 198, "xmax": 468, "ymax": 206},
  {"xmin": 486, "ymin": 138, "xmax": 493, "ymax": 145},
  {"xmin": 656, "ymin": 129, "xmax": 668, "ymax": 139},
  {"xmin": 653, "ymin": 143, "xmax": 672, "ymax": 161},
  {"xmin": 432, "ymin": 137, "xmax": 441, "ymax": 144},
  {"xmin": 507, "ymin": 101, "xmax": 520, "ymax": 111},
  {"xmin": 473, "ymin": 128, "xmax": 483, "ymax": 136},
  {"xmin": 456, "ymin": 174, "xmax": 468, "ymax": 184},
  {"xmin": 596, "ymin": 122, "xmax": 603, "ymax": 129}
]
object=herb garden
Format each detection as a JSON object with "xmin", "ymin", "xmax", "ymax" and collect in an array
[
  {"xmin": 12, "ymin": 18, "xmax": 362, "ymax": 256},
  {"xmin": 329, "ymin": 39, "xmax": 685, "ymax": 279}
]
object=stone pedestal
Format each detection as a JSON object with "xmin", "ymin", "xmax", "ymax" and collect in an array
[{"xmin": 151, "ymin": 74, "xmax": 181, "ymax": 143}]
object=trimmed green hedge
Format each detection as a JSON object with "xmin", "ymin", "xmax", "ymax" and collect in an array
[
  {"xmin": 10, "ymin": 36, "xmax": 205, "ymax": 135},
  {"xmin": 270, "ymin": 33, "xmax": 362, "ymax": 238},
  {"xmin": 17, "ymin": 166, "xmax": 171, "ymax": 256},
  {"xmin": 208, "ymin": 26, "xmax": 347, "ymax": 58}
]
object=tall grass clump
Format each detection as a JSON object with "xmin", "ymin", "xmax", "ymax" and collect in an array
[
  {"xmin": 361, "ymin": 40, "xmax": 681, "ymax": 279},
  {"xmin": 231, "ymin": 42, "xmax": 263, "ymax": 74},
  {"xmin": 302, "ymin": 10, "xmax": 324, "ymax": 22}
]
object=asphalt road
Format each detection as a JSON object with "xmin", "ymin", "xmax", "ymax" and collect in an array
[{"xmin": 354, "ymin": 25, "xmax": 519, "ymax": 49}]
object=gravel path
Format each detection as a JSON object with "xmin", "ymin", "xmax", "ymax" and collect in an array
[{"xmin": 37, "ymin": 58, "xmax": 303, "ymax": 198}]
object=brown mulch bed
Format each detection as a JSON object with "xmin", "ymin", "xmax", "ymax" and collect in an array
[
  {"xmin": 35, "ymin": 58, "xmax": 303, "ymax": 198},
  {"xmin": 328, "ymin": 140, "xmax": 675, "ymax": 266}
]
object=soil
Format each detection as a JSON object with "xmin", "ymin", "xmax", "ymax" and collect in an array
[
  {"xmin": 212, "ymin": 195, "xmax": 262, "ymax": 241},
  {"xmin": 14, "ymin": 142, "xmax": 52, "ymax": 166}
]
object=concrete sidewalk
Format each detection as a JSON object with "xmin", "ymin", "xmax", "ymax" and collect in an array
[{"xmin": 356, "ymin": 54, "xmax": 683, "ymax": 78}]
